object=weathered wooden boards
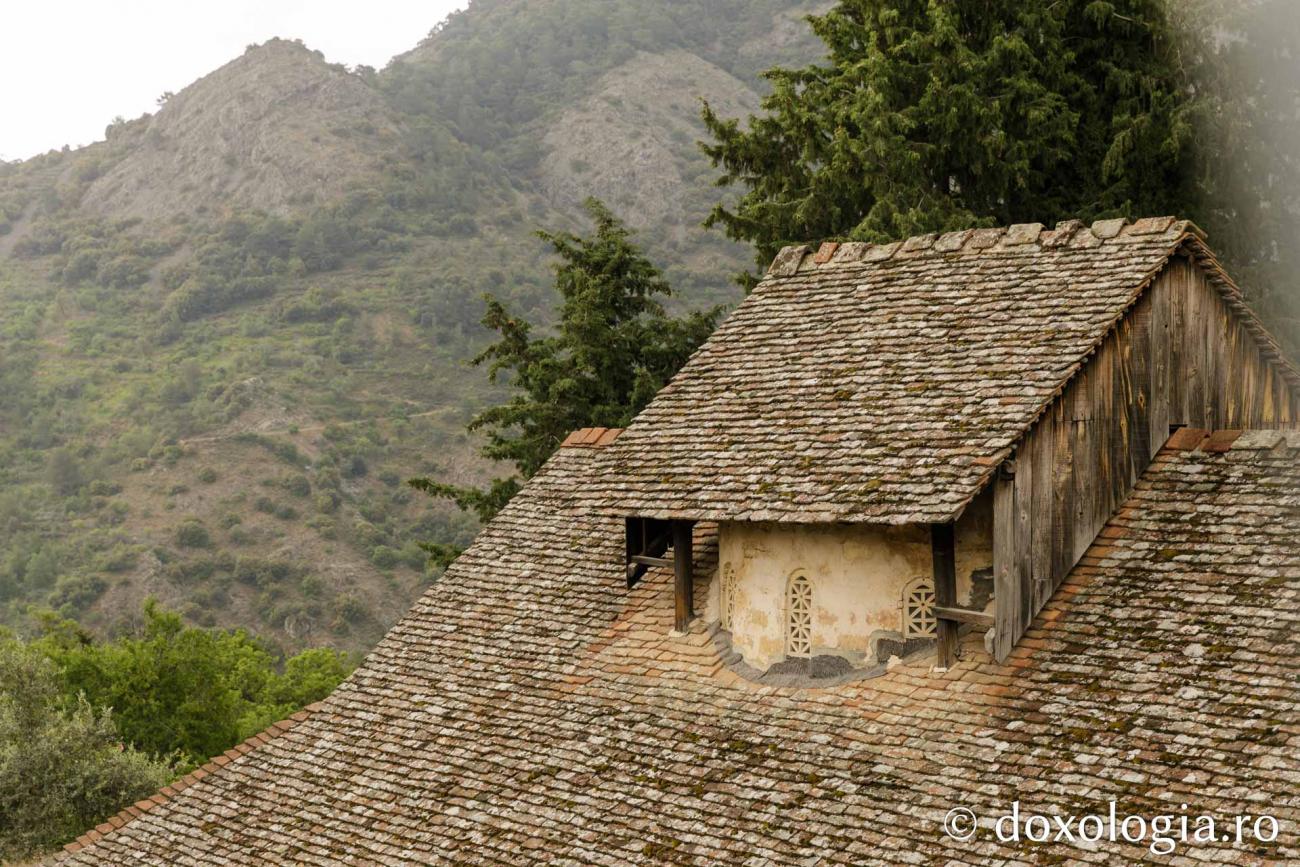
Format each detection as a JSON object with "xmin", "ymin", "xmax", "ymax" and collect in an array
[{"xmin": 992, "ymin": 254, "xmax": 1298, "ymax": 661}]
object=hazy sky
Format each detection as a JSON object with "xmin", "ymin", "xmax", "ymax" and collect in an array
[{"xmin": 0, "ymin": 0, "xmax": 470, "ymax": 161}]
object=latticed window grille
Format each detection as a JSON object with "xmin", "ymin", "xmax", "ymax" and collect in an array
[
  {"xmin": 902, "ymin": 577, "xmax": 938, "ymax": 639},
  {"xmin": 720, "ymin": 564, "xmax": 736, "ymax": 630},
  {"xmin": 786, "ymin": 573, "xmax": 813, "ymax": 657}
]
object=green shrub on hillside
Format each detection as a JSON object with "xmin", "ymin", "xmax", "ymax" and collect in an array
[
  {"xmin": 47, "ymin": 575, "xmax": 108, "ymax": 613},
  {"xmin": 32, "ymin": 601, "xmax": 353, "ymax": 768},
  {"xmin": 0, "ymin": 639, "xmax": 171, "ymax": 862},
  {"xmin": 175, "ymin": 520, "xmax": 212, "ymax": 549},
  {"xmin": 87, "ymin": 479, "xmax": 121, "ymax": 496}
]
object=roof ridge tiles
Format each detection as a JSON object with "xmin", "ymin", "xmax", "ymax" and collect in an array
[
  {"xmin": 561, "ymin": 427, "xmax": 625, "ymax": 448},
  {"xmin": 1214, "ymin": 428, "xmax": 1300, "ymax": 454},
  {"xmin": 769, "ymin": 216, "xmax": 1188, "ymax": 275},
  {"xmin": 1152, "ymin": 427, "xmax": 1299, "ymax": 456}
]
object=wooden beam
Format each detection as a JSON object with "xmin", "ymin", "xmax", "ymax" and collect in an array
[
  {"xmin": 625, "ymin": 518, "xmax": 671, "ymax": 588},
  {"xmin": 672, "ymin": 520, "xmax": 694, "ymax": 632},
  {"xmin": 934, "ymin": 606, "xmax": 994, "ymax": 628},
  {"xmin": 629, "ymin": 554, "xmax": 673, "ymax": 569},
  {"xmin": 931, "ymin": 523, "xmax": 958, "ymax": 669}
]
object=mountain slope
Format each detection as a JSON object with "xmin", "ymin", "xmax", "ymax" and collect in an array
[
  {"xmin": 538, "ymin": 49, "xmax": 761, "ymax": 233},
  {"xmin": 81, "ymin": 39, "xmax": 406, "ymax": 222},
  {"xmin": 0, "ymin": 0, "xmax": 827, "ymax": 656}
]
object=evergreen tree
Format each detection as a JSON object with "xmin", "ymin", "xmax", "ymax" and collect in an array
[
  {"xmin": 701, "ymin": 0, "xmax": 1192, "ymax": 284},
  {"xmin": 410, "ymin": 199, "xmax": 719, "ymax": 544}
]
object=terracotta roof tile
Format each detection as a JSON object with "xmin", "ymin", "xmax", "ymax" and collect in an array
[
  {"xmin": 561, "ymin": 426, "xmax": 625, "ymax": 448},
  {"xmin": 1201, "ymin": 428, "xmax": 1243, "ymax": 453},
  {"xmin": 812, "ymin": 241, "xmax": 839, "ymax": 263},
  {"xmin": 594, "ymin": 427, "xmax": 623, "ymax": 447},
  {"xmin": 1167, "ymin": 426, "xmax": 1210, "ymax": 451}
]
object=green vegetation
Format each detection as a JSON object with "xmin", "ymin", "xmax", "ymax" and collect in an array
[
  {"xmin": 0, "ymin": 1, "xmax": 819, "ymax": 650},
  {"xmin": 0, "ymin": 639, "xmax": 171, "ymax": 862},
  {"xmin": 0, "ymin": 225, "xmax": 484, "ymax": 651},
  {"xmin": 411, "ymin": 199, "xmax": 719, "ymax": 537},
  {"xmin": 701, "ymin": 0, "xmax": 1300, "ymax": 347},
  {"xmin": 1, "ymin": 599, "xmax": 349, "ymax": 860},
  {"xmin": 32, "ymin": 601, "xmax": 351, "ymax": 767},
  {"xmin": 382, "ymin": 0, "xmax": 813, "ymax": 167},
  {"xmin": 703, "ymin": 0, "xmax": 1190, "ymax": 282}
]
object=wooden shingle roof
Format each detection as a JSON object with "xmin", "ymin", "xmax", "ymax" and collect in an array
[
  {"xmin": 50, "ymin": 430, "xmax": 1300, "ymax": 865},
  {"xmin": 600, "ymin": 217, "xmax": 1300, "ymax": 524}
]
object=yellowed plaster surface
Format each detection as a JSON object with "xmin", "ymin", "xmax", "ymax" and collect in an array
[{"xmin": 717, "ymin": 490, "xmax": 993, "ymax": 670}]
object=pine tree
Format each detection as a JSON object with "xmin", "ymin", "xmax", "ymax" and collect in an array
[
  {"xmin": 410, "ymin": 199, "xmax": 719, "ymax": 547},
  {"xmin": 701, "ymin": 0, "xmax": 1192, "ymax": 284}
]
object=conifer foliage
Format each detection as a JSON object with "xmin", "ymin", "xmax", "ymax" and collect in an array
[
  {"xmin": 410, "ymin": 199, "xmax": 719, "ymax": 538},
  {"xmin": 702, "ymin": 0, "xmax": 1192, "ymax": 282},
  {"xmin": 1176, "ymin": 0, "xmax": 1300, "ymax": 348}
]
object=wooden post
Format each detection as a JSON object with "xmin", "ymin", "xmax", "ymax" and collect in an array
[
  {"xmin": 931, "ymin": 523, "xmax": 958, "ymax": 669},
  {"xmin": 625, "ymin": 517, "xmax": 641, "ymax": 588},
  {"xmin": 992, "ymin": 460, "xmax": 1016, "ymax": 663},
  {"xmin": 672, "ymin": 520, "xmax": 695, "ymax": 632},
  {"xmin": 625, "ymin": 517, "xmax": 670, "ymax": 588}
]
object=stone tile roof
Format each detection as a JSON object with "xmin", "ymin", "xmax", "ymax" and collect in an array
[
  {"xmin": 598, "ymin": 217, "xmax": 1300, "ymax": 524},
  {"xmin": 52, "ymin": 429, "xmax": 1300, "ymax": 865},
  {"xmin": 57, "ymin": 705, "xmax": 322, "ymax": 855}
]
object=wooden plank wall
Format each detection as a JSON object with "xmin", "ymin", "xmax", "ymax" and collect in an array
[{"xmin": 992, "ymin": 255, "xmax": 1298, "ymax": 661}]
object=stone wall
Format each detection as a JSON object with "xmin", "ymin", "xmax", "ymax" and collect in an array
[{"xmin": 711, "ymin": 490, "xmax": 993, "ymax": 670}]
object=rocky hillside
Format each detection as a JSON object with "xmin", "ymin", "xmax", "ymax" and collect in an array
[
  {"xmin": 537, "ymin": 49, "xmax": 762, "ymax": 235},
  {"xmin": 80, "ymin": 40, "xmax": 406, "ymax": 222},
  {"xmin": 0, "ymin": 0, "xmax": 826, "ymax": 657}
]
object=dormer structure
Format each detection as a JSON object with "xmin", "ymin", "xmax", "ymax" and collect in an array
[{"xmin": 603, "ymin": 217, "xmax": 1300, "ymax": 672}]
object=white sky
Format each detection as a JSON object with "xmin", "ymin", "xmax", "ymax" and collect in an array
[{"xmin": 0, "ymin": 0, "xmax": 470, "ymax": 162}]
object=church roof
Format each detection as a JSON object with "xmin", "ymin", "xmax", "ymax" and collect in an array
[
  {"xmin": 598, "ymin": 218, "xmax": 1299, "ymax": 523},
  {"xmin": 53, "ymin": 428, "xmax": 1300, "ymax": 865}
]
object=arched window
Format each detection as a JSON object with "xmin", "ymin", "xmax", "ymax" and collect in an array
[
  {"xmin": 902, "ymin": 577, "xmax": 937, "ymax": 639},
  {"xmin": 720, "ymin": 564, "xmax": 736, "ymax": 630},
  {"xmin": 786, "ymin": 572, "xmax": 813, "ymax": 658}
]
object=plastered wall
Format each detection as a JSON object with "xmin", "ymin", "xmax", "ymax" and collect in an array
[{"xmin": 712, "ymin": 490, "xmax": 993, "ymax": 670}]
